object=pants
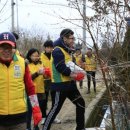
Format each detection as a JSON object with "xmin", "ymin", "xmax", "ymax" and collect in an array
[
  {"xmin": 44, "ymin": 79, "xmax": 60, "ymax": 120},
  {"xmin": 79, "ymin": 80, "xmax": 83, "ymax": 87},
  {"xmin": 26, "ymin": 97, "xmax": 32, "ymax": 130},
  {"xmin": 86, "ymin": 71, "xmax": 96, "ymax": 90},
  {"xmin": 0, "ymin": 122, "xmax": 26, "ymax": 130},
  {"xmin": 42, "ymin": 88, "xmax": 85, "ymax": 130},
  {"xmin": 44, "ymin": 79, "xmax": 52, "ymax": 117}
]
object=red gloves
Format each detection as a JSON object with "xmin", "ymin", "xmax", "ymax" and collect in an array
[
  {"xmin": 74, "ymin": 72, "xmax": 85, "ymax": 81},
  {"xmin": 32, "ymin": 106, "xmax": 42, "ymax": 126},
  {"xmin": 70, "ymin": 72, "xmax": 85, "ymax": 81},
  {"xmin": 44, "ymin": 67, "xmax": 51, "ymax": 77}
]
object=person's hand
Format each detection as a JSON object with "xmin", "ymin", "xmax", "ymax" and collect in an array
[
  {"xmin": 43, "ymin": 67, "xmax": 51, "ymax": 77},
  {"xmin": 32, "ymin": 106, "xmax": 42, "ymax": 126},
  {"xmin": 70, "ymin": 72, "xmax": 85, "ymax": 81},
  {"xmin": 38, "ymin": 67, "xmax": 44, "ymax": 75}
]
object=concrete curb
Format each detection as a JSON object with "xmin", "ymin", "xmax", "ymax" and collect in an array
[
  {"xmin": 73, "ymin": 88, "xmax": 106, "ymax": 130},
  {"xmin": 85, "ymin": 88, "xmax": 106, "ymax": 124}
]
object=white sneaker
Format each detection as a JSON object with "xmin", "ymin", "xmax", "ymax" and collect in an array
[
  {"xmin": 53, "ymin": 118, "xmax": 61, "ymax": 124},
  {"xmin": 41, "ymin": 118, "xmax": 46, "ymax": 125}
]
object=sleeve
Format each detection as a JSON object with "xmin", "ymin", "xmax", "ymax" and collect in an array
[
  {"xmin": 24, "ymin": 64, "xmax": 35, "ymax": 96},
  {"xmin": 52, "ymin": 48, "xmax": 71, "ymax": 76},
  {"xmin": 24, "ymin": 64, "xmax": 42, "ymax": 126},
  {"xmin": 31, "ymin": 72, "xmax": 39, "ymax": 80}
]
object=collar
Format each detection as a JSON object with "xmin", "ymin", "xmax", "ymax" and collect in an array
[{"xmin": 13, "ymin": 53, "xmax": 18, "ymax": 61}]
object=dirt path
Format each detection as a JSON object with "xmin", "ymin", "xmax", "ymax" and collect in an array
[{"xmin": 39, "ymin": 71, "xmax": 105, "ymax": 130}]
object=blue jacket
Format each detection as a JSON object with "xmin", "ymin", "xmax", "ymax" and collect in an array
[{"xmin": 51, "ymin": 38, "xmax": 77, "ymax": 91}]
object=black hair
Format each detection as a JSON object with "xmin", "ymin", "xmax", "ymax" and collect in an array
[
  {"xmin": 12, "ymin": 32, "xmax": 19, "ymax": 49},
  {"xmin": 26, "ymin": 48, "xmax": 40, "ymax": 63},
  {"xmin": 60, "ymin": 28, "xmax": 74, "ymax": 38},
  {"xmin": 12, "ymin": 32, "xmax": 19, "ymax": 40},
  {"xmin": 43, "ymin": 40, "xmax": 53, "ymax": 47}
]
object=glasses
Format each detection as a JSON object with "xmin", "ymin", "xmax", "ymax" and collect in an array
[{"xmin": 31, "ymin": 55, "xmax": 40, "ymax": 58}]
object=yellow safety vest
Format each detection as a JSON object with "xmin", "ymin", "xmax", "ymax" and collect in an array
[
  {"xmin": 40, "ymin": 52, "xmax": 51, "ymax": 68},
  {"xmin": 74, "ymin": 53, "xmax": 82, "ymax": 66},
  {"xmin": 85, "ymin": 54, "xmax": 97, "ymax": 71},
  {"xmin": 28, "ymin": 63, "xmax": 45, "ymax": 93},
  {"xmin": 0, "ymin": 55, "xmax": 27, "ymax": 115},
  {"xmin": 40, "ymin": 52, "xmax": 51, "ymax": 80},
  {"xmin": 51, "ymin": 47, "xmax": 72, "ymax": 83}
]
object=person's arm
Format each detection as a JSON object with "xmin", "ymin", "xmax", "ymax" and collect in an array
[
  {"xmin": 24, "ymin": 64, "xmax": 35, "ymax": 95},
  {"xmin": 24, "ymin": 64, "xmax": 42, "ymax": 126},
  {"xmin": 52, "ymin": 48, "xmax": 71, "ymax": 76},
  {"xmin": 31, "ymin": 72, "xmax": 39, "ymax": 80}
]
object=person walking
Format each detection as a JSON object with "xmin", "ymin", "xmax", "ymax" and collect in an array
[
  {"xmin": 40, "ymin": 40, "xmax": 61, "ymax": 124},
  {"xmin": 42, "ymin": 28, "xmax": 85, "ymax": 130},
  {"xmin": 0, "ymin": 32, "xmax": 42, "ymax": 130},
  {"xmin": 83, "ymin": 48, "xmax": 97, "ymax": 94}
]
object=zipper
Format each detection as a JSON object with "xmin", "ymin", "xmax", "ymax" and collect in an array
[{"xmin": 7, "ymin": 66, "xmax": 9, "ymax": 114}]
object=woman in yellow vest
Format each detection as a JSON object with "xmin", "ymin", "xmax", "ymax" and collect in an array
[
  {"xmin": 26, "ymin": 48, "xmax": 46, "ymax": 130},
  {"xmin": 83, "ymin": 48, "xmax": 97, "ymax": 94}
]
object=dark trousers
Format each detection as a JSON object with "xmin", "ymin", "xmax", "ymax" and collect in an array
[
  {"xmin": 0, "ymin": 123, "xmax": 26, "ymax": 130},
  {"xmin": 42, "ymin": 88, "xmax": 85, "ymax": 130},
  {"xmin": 44, "ymin": 79, "xmax": 53, "ymax": 117},
  {"xmin": 26, "ymin": 97, "xmax": 32, "ymax": 130},
  {"xmin": 86, "ymin": 71, "xmax": 96, "ymax": 90},
  {"xmin": 79, "ymin": 80, "xmax": 83, "ymax": 87}
]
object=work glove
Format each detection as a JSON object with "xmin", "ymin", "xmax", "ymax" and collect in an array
[
  {"xmin": 67, "ymin": 61, "xmax": 86, "ymax": 81},
  {"xmin": 38, "ymin": 67, "xmax": 51, "ymax": 77},
  {"xmin": 29, "ymin": 95, "xmax": 42, "ymax": 126},
  {"xmin": 32, "ymin": 106, "xmax": 42, "ymax": 126},
  {"xmin": 43, "ymin": 67, "xmax": 51, "ymax": 77},
  {"xmin": 70, "ymin": 72, "xmax": 85, "ymax": 81}
]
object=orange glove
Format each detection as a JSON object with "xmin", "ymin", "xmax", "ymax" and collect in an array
[
  {"xmin": 32, "ymin": 106, "xmax": 42, "ymax": 126},
  {"xmin": 74, "ymin": 72, "xmax": 85, "ymax": 81},
  {"xmin": 44, "ymin": 67, "xmax": 51, "ymax": 77}
]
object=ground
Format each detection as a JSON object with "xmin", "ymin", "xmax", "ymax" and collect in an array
[{"xmin": 38, "ymin": 71, "xmax": 105, "ymax": 130}]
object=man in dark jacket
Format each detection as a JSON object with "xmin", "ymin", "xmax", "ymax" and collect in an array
[{"xmin": 42, "ymin": 29, "xmax": 85, "ymax": 130}]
